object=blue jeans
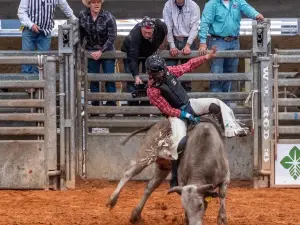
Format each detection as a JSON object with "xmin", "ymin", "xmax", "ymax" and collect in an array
[
  {"xmin": 88, "ymin": 58, "xmax": 116, "ymax": 106},
  {"xmin": 165, "ymin": 37, "xmax": 196, "ymax": 93},
  {"xmin": 21, "ymin": 28, "xmax": 51, "ymax": 74},
  {"xmin": 123, "ymin": 59, "xmax": 149, "ymax": 107},
  {"xmin": 208, "ymin": 37, "xmax": 240, "ymax": 92}
]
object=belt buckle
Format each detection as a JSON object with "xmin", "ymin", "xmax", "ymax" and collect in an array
[
  {"xmin": 224, "ymin": 36, "xmax": 236, "ymax": 42},
  {"xmin": 175, "ymin": 36, "xmax": 184, "ymax": 41}
]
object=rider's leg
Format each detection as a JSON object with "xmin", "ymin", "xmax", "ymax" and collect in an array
[
  {"xmin": 189, "ymin": 98, "xmax": 248, "ymax": 137},
  {"xmin": 168, "ymin": 117, "xmax": 187, "ymax": 160},
  {"xmin": 168, "ymin": 117, "xmax": 187, "ymax": 188}
]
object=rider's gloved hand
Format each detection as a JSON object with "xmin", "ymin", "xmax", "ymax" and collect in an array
[
  {"xmin": 180, "ymin": 111, "xmax": 201, "ymax": 125},
  {"xmin": 190, "ymin": 116, "xmax": 201, "ymax": 125}
]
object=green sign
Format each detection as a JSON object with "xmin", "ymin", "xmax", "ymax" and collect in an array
[{"xmin": 280, "ymin": 146, "xmax": 300, "ymax": 180}]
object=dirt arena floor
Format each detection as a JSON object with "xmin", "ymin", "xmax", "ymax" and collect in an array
[{"xmin": 0, "ymin": 179, "xmax": 299, "ymax": 225}]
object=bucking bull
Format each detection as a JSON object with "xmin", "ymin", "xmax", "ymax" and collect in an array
[{"xmin": 106, "ymin": 115, "xmax": 230, "ymax": 225}]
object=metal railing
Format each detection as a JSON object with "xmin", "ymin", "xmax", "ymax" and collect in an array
[
  {"xmin": 0, "ymin": 55, "xmax": 57, "ymax": 190},
  {"xmin": 0, "ymin": 19, "xmax": 81, "ymax": 190}
]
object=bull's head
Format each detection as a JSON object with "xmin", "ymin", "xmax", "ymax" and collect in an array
[{"xmin": 168, "ymin": 184, "xmax": 218, "ymax": 225}]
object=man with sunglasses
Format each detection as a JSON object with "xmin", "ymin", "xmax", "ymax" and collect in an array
[
  {"xmin": 121, "ymin": 16, "xmax": 167, "ymax": 107},
  {"xmin": 145, "ymin": 46, "xmax": 249, "ymax": 187}
]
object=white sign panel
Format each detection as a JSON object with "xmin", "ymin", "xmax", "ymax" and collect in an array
[{"xmin": 275, "ymin": 144, "xmax": 300, "ymax": 185}]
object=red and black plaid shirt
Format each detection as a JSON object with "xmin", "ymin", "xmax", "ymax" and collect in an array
[{"xmin": 147, "ymin": 55, "xmax": 207, "ymax": 117}]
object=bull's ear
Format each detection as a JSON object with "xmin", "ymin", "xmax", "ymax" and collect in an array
[
  {"xmin": 168, "ymin": 186, "xmax": 183, "ymax": 195},
  {"xmin": 197, "ymin": 184, "xmax": 214, "ymax": 194}
]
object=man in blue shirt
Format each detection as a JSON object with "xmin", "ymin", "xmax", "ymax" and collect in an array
[{"xmin": 198, "ymin": 0, "xmax": 264, "ymax": 93}]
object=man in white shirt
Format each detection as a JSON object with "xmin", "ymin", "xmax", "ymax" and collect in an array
[
  {"xmin": 18, "ymin": 0, "xmax": 76, "ymax": 92},
  {"xmin": 163, "ymin": 0, "xmax": 200, "ymax": 92}
]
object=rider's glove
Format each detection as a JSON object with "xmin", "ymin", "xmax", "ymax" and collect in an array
[
  {"xmin": 180, "ymin": 110, "xmax": 192, "ymax": 120},
  {"xmin": 190, "ymin": 116, "xmax": 201, "ymax": 125},
  {"xmin": 180, "ymin": 111, "xmax": 201, "ymax": 125}
]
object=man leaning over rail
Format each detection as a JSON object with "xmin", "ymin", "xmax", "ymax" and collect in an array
[
  {"xmin": 198, "ymin": 0, "xmax": 264, "ymax": 94},
  {"xmin": 163, "ymin": 0, "xmax": 200, "ymax": 93},
  {"xmin": 121, "ymin": 16, "xmax": 167, "ymax": 107},
  {"xmin": 18, "ymin": 0, "xmax": 77, "ymax": 93},
  {"xmin": 145, "ymin": 46, "xmax": 249, "ymax": 187},
  {"xmin": 79, "ymin": 0, "xmax": 117, "ymax": 109}
]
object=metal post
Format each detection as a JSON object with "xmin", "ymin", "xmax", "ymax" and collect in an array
[
  {"xmin": 273, "ymin": 55, "xmax": 279, "ymax": 161},
  {"xmin": 259, "ymin": 57, "xmax": 273, "ymax": 186},
  {"xmin": 83, "ymin": 51, "xmax": 88, "ymax": 177},
  {"xmin": 252, "ymin": 56, "xmax": 260, "ymax": 189},
  {"xmin": 76, "ymin": 43, "xmax": 83, "ymax": 177},
  {"xmin": 65, "ymin": 54, "xmax": 71, "ymax": 186},
  {"xmin": 69, "ymin": 27, "xmax": 76, "ymax": 188},
  {"xmin": 44, "ymin": 57, "xmax": 58, "ymax": 190},
  {"xmin": 252, "ymin": 19, "xmax": 272, "ymax": 188},
  {"xmin": 59, "ymin": 56, "xmax": 66, "ymax": 190}
]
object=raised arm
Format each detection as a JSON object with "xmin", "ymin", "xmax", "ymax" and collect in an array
[{"xmin": 168, "ymin": 45, "xmax": 217, "ymax": 78}]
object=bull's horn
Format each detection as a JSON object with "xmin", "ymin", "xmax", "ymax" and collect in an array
[
  {"xmin": 168, "ymin": 186, "xmax": 183, "ymax": 195},
  {"xmin": 197, "ymin": 184, "xmax": 214, "ymax": 193}
]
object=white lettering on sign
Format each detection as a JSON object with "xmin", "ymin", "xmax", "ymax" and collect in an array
[
  {"xmin": 262, "ymin": 65, "xmax": 270, "ymax": 163},
  {"xmin": 263, "ymin": 67, "xmax": 269, "ymax": 96},
  {"xmin": 263, "ymin": 67, "xmax": 269, "ymax": 80},
  {"xmin": 263, "ymin": 106, "xmax": 270, "ymax": 140},
  {"xmin": 264, "ymin": 148, "xmax": 270, "ymax": 162}
]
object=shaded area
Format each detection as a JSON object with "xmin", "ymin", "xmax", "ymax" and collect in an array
[{"xmin": 0, "ymin": 179, "xmax": 299, "ymax": 225}]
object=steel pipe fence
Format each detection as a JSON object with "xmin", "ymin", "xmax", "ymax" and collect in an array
[
  {"xmin": 0, "ymin": 55, "xmax": 57, "ymax": 190},
  {"xmin": 268, "ymin": 51, "xmax": 300, "ymax": 188},
  {"xmin": 0, "ymin": 19, "xmax": 80, "ymax": 190}
]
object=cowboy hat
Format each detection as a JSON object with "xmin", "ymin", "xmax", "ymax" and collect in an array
[{"xmin": 82, "ymin": 0, "xmax": 105, "ymax": 7}]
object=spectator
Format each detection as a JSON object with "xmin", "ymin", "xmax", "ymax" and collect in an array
[
  {"xmin": 199, "ymin": 0, "xmax": 264, "ymax": 93},
  {"xmin": 18, "ymin": 0, "xmax": 77, "ymax": 93},
  {"xmin": 79, "ymin": 0, "xmax": 117, "ymax": 108},
  {"xmin": 121, "ymin": 16, "xmax": 167, "ymax": 106},
  {"xmin": 163, "ymin": 0, "xmax": 200, "ymax": 92}
]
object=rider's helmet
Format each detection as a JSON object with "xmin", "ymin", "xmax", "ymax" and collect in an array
[{"xmin": 145, "ymin": 54, "xmax": 166, "ymax": 80}]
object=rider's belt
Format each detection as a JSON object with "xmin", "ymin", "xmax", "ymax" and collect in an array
[
  {"xmin": 211, "ymin": 35, "xmax": 239, "ymax": 42},
  {"xmin": 174, "ymin": 36, "xmax": 188, "ymax": 41}
]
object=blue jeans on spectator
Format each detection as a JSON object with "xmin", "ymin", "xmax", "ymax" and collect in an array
[
  {"xmin": 88, "ymin": 58, "xmax": 116, "ymax": 106},
  {"xmin": 21, "ymin": 28, "xmax": 51, "ymax": 74},
  {"xmin": 208, "ymin": 37, "xmax": 240, "ymax": 92},
  {"xmin": 123, "ymin": 59, "xmax": 149, "ymax": 107},
  {"xmin": 165, "ymin": 37, "xmax": 196, "ymax": 93}
]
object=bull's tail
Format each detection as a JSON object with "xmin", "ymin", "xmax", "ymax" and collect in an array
[{"xmin": 121, "ymin": 124, "xmax": 155, "ymax": 146}]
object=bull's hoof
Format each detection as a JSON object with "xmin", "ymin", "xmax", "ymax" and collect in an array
[
  {"xmin": 106, "ymin": 196, "xmax": 118, "ymax": 209},
  {"xmin": 217, "ymin": 215, "xmax": 228, "ymax": 225},
  {"xmin": 130, "ymin": 209, "xmax": 141, "ymax": 224}
]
